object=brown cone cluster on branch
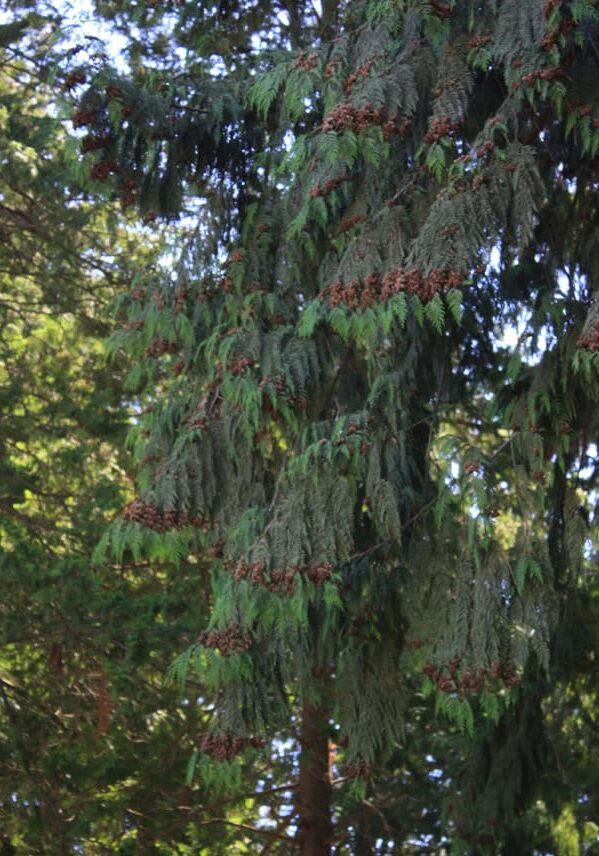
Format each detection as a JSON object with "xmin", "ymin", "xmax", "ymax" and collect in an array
[
  {"xmin": 200, "ymin": 733, "xmax": 266, "ymax": 761},
  {"xmin": 577, "ymin": 321, "xmax": 599, "ymax": 352},
  {"xmin": 72, "ymin": 107, "xmax": 99, "ymax": 128},
  {"xmin": 324, "ymin": 59, "xmax": 340, "ymax": 79},
  {"xmin": 199, "ymin": 274, "xmax": 269, "ymax": 300},
  {"xmin": 424, "ymin": 116, "xmax": 458, "ymax": 145},
  {"xmin": 228, "ymin": 356, "xmax": 254, "ymax": 376},
  {"xmin": 259, "ymin": 374, "xmax": 307, "ymax": 413},
  {"xmin": 343, "ymin": 56, "xmax": 379, "ymax": 94},
  {"xmin": 198, "ymin": 625, "xmax": 252, "ymax": 656},
  {"xmin": 187, "ymin": 412, "xmax": 207, "ymax": 431},
  {"xmin": 344, "ymin": 759, "xmax": 371, "ymax": 779},
  {"xmin": 106, "ymin": 83, "xmax": 123, "ymax": 100},
  {"xmin": 62, "ymin": 69, "xmax": 86, "ymax": 91},
  {"xmin": 543, "ymin": 0, "xmax": 563, "ymax": 17},
  {"xmin": 144, "ymin": 337, "xmax": 180, "ymax": 358},
  {"xmin": 123, "ymin": 499, "xmax": 207, "ymax": 532},
  {"xmin": 323, "ymin": 267, "xmax": 465, "ymax": 309},
  {"xmin": 80, "ymin": 134, "xmax": 111, "ymax": 153},
  {"xmin": 228, "ymin": 559, "xmax": 268, "ymax": 585},
  {"xmin": 90, "ymin": 159, "xmax": 118, "ymax": 181},
  {"xmin": 309, "ymin": 174, "xmax": 351, "ymax": 199},
  {"xmin": 121, "ymin": 318, "xmax": 144, "ymax": 332},
  {"xmin": 293, "ymin": 51, "xmax": 319, "ymax": 71},
  {"xmin": 225, "ymin": 559, "xmax": 334, "ymax": 594},
  {"xmin": 260, "ymin": 373, "xmax": 287, "ymax": 395},
  {"xmin": 208, "ymin": 538, "xmax": 225, "ymax": 558},
  {"xmin": 520, "ymin": 66, "xmax": 565, "ymax": 87},
  {"xmin": 468, "ymin": 32, "xmax": 492, "ymax": 49},
  {"xmin": 542, "ymin": 1, "xmax": 574, "ymax": 50},
  {"xmin": 338, "ymin": 214, "xmax": 368, "ymax": 233},
  {"xmin": 429, "ymin": 0, "xmax": 451, "ymax": 17},
  {"xmin": 323, "ymin": 102, "xmax": 385, "ymax": 134},
  {"xmin": 119, "ymin": 176, "xmax": 137, "ymax": 210},
  {"xmin": 173, "ymin": 286, "xmax": 188, "ymax": 312},
  {"xmin": 423, "ymin": 657, "xmax": 522, "ymax": 696}
]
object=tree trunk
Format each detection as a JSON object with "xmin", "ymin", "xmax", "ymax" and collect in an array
[{"xmin": 296, "ymin": 694, "xmax": 333, "ymax": 855}]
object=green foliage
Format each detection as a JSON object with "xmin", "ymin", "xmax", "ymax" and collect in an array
[
  {"xmin": 17, "ymin": 0, "xmax": 599, "ymax": 851},
  {"xmin": 0, "ymin": 18, "xmax": 272, "ymax": 854}
]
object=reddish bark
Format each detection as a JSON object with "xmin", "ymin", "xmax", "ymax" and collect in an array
[{"xmin": 296, "ymin": 695, "xmax": 333, "ymax": 855}]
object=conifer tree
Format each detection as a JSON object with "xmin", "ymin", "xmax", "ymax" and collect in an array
[
  {"xmin": 72, "ymin": 1, "xmax": 599, "ymax": 852},
  {"xmin": 0, "ymin": 14, "xmax": 268, "ymax": 854}
]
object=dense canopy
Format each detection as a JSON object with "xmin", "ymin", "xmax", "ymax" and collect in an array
[{"xmin": 0, "ymin": 1, "xmax": 598, "ymax": 854}]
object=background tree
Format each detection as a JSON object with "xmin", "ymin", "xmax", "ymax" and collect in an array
[{"xmin": 0, "ymin": 12, "xmax": 284, "ymax": 854}]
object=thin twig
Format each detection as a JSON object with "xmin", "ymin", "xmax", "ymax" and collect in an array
[{"xmin": 189, "ymin": 816, "xmax": 294, "ymax": 843}]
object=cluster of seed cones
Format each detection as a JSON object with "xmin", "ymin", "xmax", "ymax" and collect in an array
[
  {"xmin": 123, "ymin": 500, "xmax": 207, "ymax": 532},
  {"xmin": 200, "ymin": 733, "xmax": 266, "ymax": 761},
  {"xmin": 424, "ymin": 657, "xmax": 522, "ymax": 696},
  {"xmin": 198, "ymin": 625, "xmax": 252, "ymax": 657},
  {"xmin": 577, "ymin": 321, "xmax": 599, "ymax": 352},
  {"xmin": 323, "ymin": 102, "xmax": 385, "ymax": 134},
  {"xmin": 344, "ymin": 759, "xmax": 371, "ymax": 779},
  {"xmin": 225, "ymin": 560, "xmax": 334, "ymax": 594},
  {"xmin": 324, "ymin": 267, "xmax": 464, "ymax": 309},
  {"xmin": 144, "ymin": 337, "xmax": 179, "ymax": 358},
  {"xmin": 424, "ymin": 116, "xmax": 458, "ymax": 144}
]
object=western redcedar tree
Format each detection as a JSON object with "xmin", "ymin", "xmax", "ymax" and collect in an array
[{"xmin": 68, "ymin": 1, "xmax": 599, "ymax": 852}]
